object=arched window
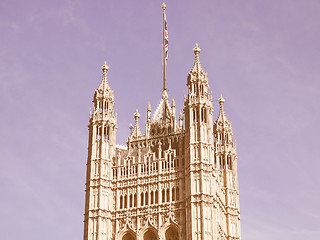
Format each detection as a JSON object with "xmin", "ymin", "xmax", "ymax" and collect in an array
[
  {"xmin": 124, "ymin": 195, "xmax": 127, "ymax": 209},
  {"xmin": 220, "ymin": 156, "xmax": 224, "ymax": 170},
  {"xmin": 172, "ymin": 187, "xmax": 175, "ymax": 201},
  {"xmin": 120, "ymin": 195, "xmax": 123, "ymax": 209},
  {"xmin": 162, "ymin": 189, "xmax": 166, "ymax": 203},
  {"xmin": 144, "ymin": 230, "xmax": 157, "ymax": 240},
  {"xmin": 134, "ymin": 193, "xmax": 137, "ymax": 207},
  {"xmin": 123, "ymin": 232, "xmax": 135, "ymax": 240},
  {"xmin": 141, "ymin": 192, "xmax": 144, "ymax": 206},
  {"xmin": 155, "ymin": 190, "xmax": 158, "ymax": 204},
  {"xmin": 95, "ymin": 162, "xmax": 99, "ymax": 176},
  {"xmin": 151, "ymin": 191, "xmax": 154, "ymax": 204},
  {"xmin": 176, "ymin": 187, "xmax": 180, "ymax": 201},
  {"xmin": 129, "ymin": 194, "xmax": 133, "ymax": 208},
  {"xmin": 145, "ymin": 191, "xmax": 149, "ymax": 206},
  {"xmin": 165, "ymin": 227, "xmax": 179, "ymax": 240}
]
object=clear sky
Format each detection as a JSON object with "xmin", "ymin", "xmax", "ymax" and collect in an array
[{"xmin": 1, "ymin": 0, "xmax": 319, "ymax": 239}]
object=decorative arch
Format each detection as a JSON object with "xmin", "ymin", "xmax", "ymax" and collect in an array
[
  {"xmin": 116, "ymin": 222, "xmax": 136, "ymax": 240},
  {"xmin": 143, "ymin": 230, "xmax": 158, "ymax": 240},
  {"xmin": 138, "ymin": 222, "xmax": 159, "ymax": 240},
  {"xmin": 122, "ymin": 232, "xmax": 136, "ymax": 240},
  {"xmin": 160, "ymin": 219, "xmax": 181, "ymax": 240},
  {"xmin": 165, "ymin": 226, "xmax": 179, "ymax": 240},
  {"xmin": 117, "ymin": 229, "xmax": 136, "ymax": 240}
]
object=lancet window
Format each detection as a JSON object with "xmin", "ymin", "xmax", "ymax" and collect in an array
[
  {"xmin": 176, "ymin": 187, "xmax": 180, "ymax": 200},
  {"xmin": 141, "ymin": 192, "xmax": 144, "ymax": 206},
  {"xmin": 201, "ymin": 107, "xmax": 207, "ymax": 123}
]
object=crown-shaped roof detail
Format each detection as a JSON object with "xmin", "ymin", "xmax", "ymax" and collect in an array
[
  {"xmin": 214, "ymin": 95, "xmax": 233, "ymax": 133},
  {"xmin": 129, "ymin": 109, "xmax": 143, "ymax": 140},
  {"xmin": 97, "ymin": 61, "xmax": 112, "ymax": 93},
  {"xmin": 189, "ymin": 44, "xmax": 206, "ymax": 76}
]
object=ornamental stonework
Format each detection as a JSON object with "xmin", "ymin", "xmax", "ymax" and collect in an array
[{"xmin": 83, "ymin": 5, "xmax": 240, "ymax": 240}]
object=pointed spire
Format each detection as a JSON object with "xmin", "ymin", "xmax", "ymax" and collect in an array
[
  {"xmin": 179, "ymin": 110, "xmax": 183, "ymax": 120},
  {"xmin": 217, "ymin": 94, "xmax": 228, "ymax": 122},
  {"xmin": 218, "ymin": 94, "xmax": 225, "ymax": 110},
  {"xmin": 147, "ymin": 102, "xmax": 152, "ymax": 121},
  {"xmin": 130, "ymin": 109, "xmax": 142, "ymax": 139},
  {"xmin": 215, "ymin": 94, "xmax": 232, "ymax": 135},
  {"xmin": 171, "ymin": 97, "xmax": 175, "ymax": 108},
  {"xmin": 193, "ymin": 43, "xmax": 201, "ymax": 70},
  {"xmin": 147, "ymin": 102, "xmax": 151, "ymax": 112},
  {"xmin": 179, "ymin": 110, "xmax": 184, "ymax": 128},
  {"xmin": 214, "ymin": 95, "xmax": 237, "ymax": 173},
  {"xmin": 98, "ymin": 60, "xmax": 111, "ymax": 92},
  {"xmin": 190, "ymin": 43, "xmax": 205, "ymax": 74},
  {"xmin": 187, "ymin": 43, "xmax": 208, "ymax": 88},
  {"xmin": 92, "ymin": 60, "xmax": 115, "ymax": 119}
]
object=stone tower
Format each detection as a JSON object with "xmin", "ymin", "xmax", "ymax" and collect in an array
[
  {"xmin": 83, "ymin": 5, "xmax": 240, "ymax": 240},
  {"xmin": 184, "ymin": 44, "xmax": 215, "ymax": 239},
  {"xmin": 83, "ymin": 45, "xmax": 241, "ymax": 240},
  {"xmin": 83, "ymin": 62, "xmax": 117, "ymax": 240}
]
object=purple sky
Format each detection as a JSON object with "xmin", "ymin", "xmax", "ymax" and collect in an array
[{"xmin": 1, "ymin": 0, "xmax": 320, "ymax": 239}]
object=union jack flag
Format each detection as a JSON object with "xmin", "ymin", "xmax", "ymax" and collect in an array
[{"xmin": 164, "ymin": 12, "xmax": 168, "ymax": 62}]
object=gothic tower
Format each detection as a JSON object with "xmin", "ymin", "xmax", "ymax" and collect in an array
[
  {"xmin": 84, "ymin": 62, "xmax": 117, "ymax": 240},
  {"xmin": 83, "ymin": 47, "xmax": 241, "ymax": 240},
  {"xmin": 184, "ymin": 44, "xmax": 215, "ymax": 240},
  {"xmin": 83, "ymin": 5, "xmax": 241, "ymax": 240},
  {"xmin": 213, "ymin": 96, "xmax": 241, "ymax": 239}
]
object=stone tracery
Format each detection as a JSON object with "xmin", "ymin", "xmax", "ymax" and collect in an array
[{"xmin": 83, "ymin": 44, "xmax": 241, "ymax": 240}]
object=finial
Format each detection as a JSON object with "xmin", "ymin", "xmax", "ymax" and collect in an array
[
  {"xmin": 147, "ymin": 102, "xmax": 151, "ymax": 111},
  {"xmin": 193, "ymin": 43, "xmax": 201, "ymax": 55},
  {"xmin": 218, "ymin": 94, "xmax": 225, "ymax": 104},
  {"xmin": 162, "ymin": 2, "xmax": 166, "ymax": 10},
  {"xmin": 134, "ymin": 109, "xmax": 140, "ymax": 119},
  {"xmin": 172, "ymin": 97, "xmax": 175, "ymax": 107},
  {"xmin": 102, "ymin": 61, "xmax": 109, "ymax": 72},
  {"xmin": 179, "ymin": 110, "xmax": 184, "ymax": 120}
]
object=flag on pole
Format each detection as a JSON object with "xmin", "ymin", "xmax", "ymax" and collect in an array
[
  {"xmin": 164, "ymin": 11, "xmax": 168, "ymax": 62},
  {"xmin": 162, "ymin": 3, "xmax": 168, "ymax": 92}
]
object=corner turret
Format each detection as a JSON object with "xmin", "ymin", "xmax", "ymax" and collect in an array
[{"xmin": 84, "ymin": 60, "xmax": 117, "ymax": 240}]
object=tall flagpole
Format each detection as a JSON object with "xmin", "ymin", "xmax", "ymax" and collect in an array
[{"xmin": 162, "ymin": 3, "xmax": 167, "ymax": 93}]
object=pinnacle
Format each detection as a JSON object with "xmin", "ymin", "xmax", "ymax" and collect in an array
[
  {"xmin": 193, "ymin": 43, "xmax": 201, "ymax": 54},
  {"xmin": 134, "ymin": 109, "xmax": 140, "ymax": 119},
  {"xmin": 218, "ymin": 94, "xmax": 226, "ymax": 114},
  {"xmin": 218, "ymin": 94, "xmax": 225, "ymax": 104},
  {"xmin": 216, "ymin": 94, "xmax": 229, "ymax": 125},
  {"xmin": 102, "ymin": 61, "xmax": 109, "ymax": 72},
  {"xmin": 172, "ymin": 97, "xmax": 176, "ymax": 107},
  {"xmin": 130, "ymin": 109, "xmax": 142, "ymax": 139},
  {"xmin": 190, "ymin": 43, "xmax": 206, "ymax": 76},
  {"xmin": 98, "ymin": 60, "xmax": 111, "ymax": 92},
  {"xmin": 179, "ymin": 110, "xmax": 183, "ymax": 120}
]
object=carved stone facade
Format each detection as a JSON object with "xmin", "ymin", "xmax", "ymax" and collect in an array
[{"xmin": 83, "ymin": 45, "xmax": 241, "ymax": 240}]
